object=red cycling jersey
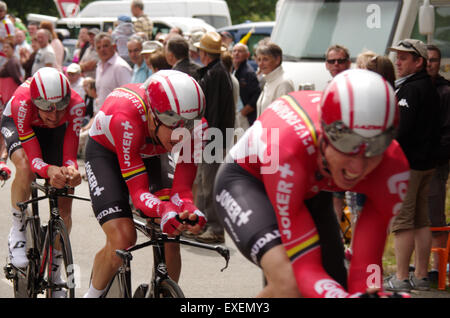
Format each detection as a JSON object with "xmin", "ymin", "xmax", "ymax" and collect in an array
[
  {"xmin": 5, "ymin": 80, "xmax": 85, "ymax": 179},
  {"xmin": 229, "ymin": 91, "xmax": 410, "ymax": 297},
  {"xmin": 89, "ymin": 83, "xmax": 206, "ymax": 218}
]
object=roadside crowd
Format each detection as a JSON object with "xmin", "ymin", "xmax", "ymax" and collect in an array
[{"xmin": 0, "ymin": 0, "xmax": 449, "ymax": 294}]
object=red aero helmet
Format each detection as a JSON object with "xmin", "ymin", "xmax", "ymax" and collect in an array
[
  {"xmin": 320, "ymin": 69, "xmax": 398, "ymax": 157},
  {"xmin": 145, "ymin": 70, "xmax": 205, "ymax": 130},
  {"xmin": 30, "ymin": 67, "xmax": 71, "ymax": 111}
]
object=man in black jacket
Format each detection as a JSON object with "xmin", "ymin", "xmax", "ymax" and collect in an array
[
  {"xmin": 232, "ymin": 43, "xmax": 260, "ymax": 126},
  {"xmin": 385, "ymin": 39, "xmax": 440, "ymax": 292},
  {"xmin": 165, "ymin": 34, "xmax": 201, "ymax": 79},
  {"xmin": 192, "ymin": 31, "xmax": 235, "ymax": 243},
  {"xmin": 426, "ymin": 44, "xmax": 450, "ymax": 280}
]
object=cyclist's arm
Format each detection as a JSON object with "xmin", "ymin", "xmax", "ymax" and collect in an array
[
  {"xmin": 110, "ymin": 113, "xmax": 162, "ymax": 217},
  {"xmin": 347, "ymin": 143, "xmax": 410, "ymax": 293},
  {"xmin": 262, "ymin": 150, "xmax": 350, "ymax": 298},
  {"xmin": 11, "ymin": 100, "xmax": 50, "ymax": 178},
  {"xmin": 62, "ymin": 94, "xmax": 86, "ymax": 170}
]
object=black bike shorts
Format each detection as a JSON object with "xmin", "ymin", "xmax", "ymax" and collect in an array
[
  {"xmin": 85, "ymin": 137, "xmax": 174, "ymax": 226},
  {"xmin": 213, "ymin": 162, "xmax": 347, "ymax": 288},
  {"xmin": 1, "ymin": 115, "xmax": 66, "ymax": 165}
]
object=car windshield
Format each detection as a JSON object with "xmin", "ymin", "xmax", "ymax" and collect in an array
[{"xmin": 271, "ymin": 0, "xmax": 402, "ymax": 60}]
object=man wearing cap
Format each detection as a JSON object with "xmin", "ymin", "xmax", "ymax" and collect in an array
[
  {"xmin": 140, "ymin": 40, "xmax": 163, "ymax": 73},
  {"xmin": 79, "ymin": 28, "xmax": 100, "ymax": 79},
  {"xmin": 66, "ymin": 63, "xmax": 85, "ymax": 98},
  {"xmin": 193, "ymin": 31, "xmax": 234, "ymax": 244},
  {"xmin": 384, "ymin": 38, "xmax": 440, "ymax": 293}
]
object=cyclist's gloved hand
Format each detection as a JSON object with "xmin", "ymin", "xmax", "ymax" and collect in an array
[
  {"xmin": 170, "ymin": 194, "xmax": 207, "ymax": 233},
  {"xmin": 159, "ymin": 201, "xmax": 184, "ymax": 235},
  {"xmin": 0, "ymin": 161, "xmax": 11, "ymax": 180}
]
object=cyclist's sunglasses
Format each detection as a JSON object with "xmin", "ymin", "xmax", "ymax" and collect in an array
[
  {"xmin": 33, "ymin": 94, "xmax": 71, "ymax": 112},
  {"xmin": 322, "ymin": 121, "xmax": 396, "ymax": 158},
  {"xmin": 151, "ymin": 108, "xmax": 196, "ymax": 131},
  {"xmin": 326, "ymin": 58, "xmax": 348, "ymax": 65},
  {"xmin": 396, "ymin": 41, "xmax": 422, "ymax": 57}
]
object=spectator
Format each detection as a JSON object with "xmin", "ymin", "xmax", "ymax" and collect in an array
[
  {"xmin": 14, "ymin": 29, "xmax": 31, "ymax": 58},
  {"xmin": 39, "ymin": 21, "xmax": 64, "ymax": 71},
  {"xmin": 0, "ymin": 40, "xmax": 22, "ymax": 104},
  {"xmin": 426, "ymin": 44, "xmax": 450, "ymax": 282},
  {"xmin": 79, "ymin": 28, "xmax": 100, "ymax": 79},
  {"xmin": 19, "ymin": 35, "xmax": 39, "ymax": 79},
  {"xmin": 232, "ymin": 43, "xmax": 260, "ymax": 126},
  {"xmin": 325, "ymin": 44, "xmax": 351, "ymax": 79},
  {"xmin": 356, "ymin": 50, "xmax": 376, "ymax": 69},
  {"xmin": 26, "ymin": 21, "xmax": 39, "ymax": 43},
  {"xmin": 220, "ymin": 31, "xmax": 234, "ymax": 51},
  {"xmin": 188, "ymin": 31, "xmax": 205, "ymax": 66},
  {"xmin": 0, "ymin": 1, "xmax": 14, "ymax": 68},
  {"xmin": 193, "ymin": 31, "xmax": 235, "ymax": 244},
  {"xmin": 169, "ymin": 27, "xmax": 183, "ymax": 36},
  {"xmin": 145, "ymin": 50, "xmax": 171, "ymax": 73},
  {"xmin": 222, "ymin": 50, "xmax": 244, "ymax": 131},
  {"xmin": 384, "ymin": 38, "xmax": 440, "ymax": 292},
  {"xmin": 94, "ymin": 32, "xmax": 132, "ymax": 112},
  {"xmin": 366, "ymin": 55, "xmax": 396, "ymax": 88},
  {"xmin": 128, "ymin": 35, "xmax": 150, "ymax": 83},
  {"xmin": 131, "ymin": 0, "xmax": 153, "ymax": 40},
  {"xmin": 140, "ymin": 40, "xmax": 163, "ymax": 71},
  {"xmin": 66, "ymin": 63, "xmax": 85, "ymax": 98},
  {"xmin": 111, "ymin": 15, "xmax": 135, "ymax": 66},
  {"xmin": 31, "ymin": 29, "xmax": 56, "ymax": 75},
  {"xmin": 78, "ymin": 77, "xmax": 97, "ymax": 162},
  {"xmin": 74, "ymin": 27, "xmax": 90, "ymax": 62},
  {"xmin": 165, "ymin": 34, "xmax": 200, "ymax": 78},
  {"xmin": 255, "ymin": 41, "xmax": 294, "ymax": 118}
]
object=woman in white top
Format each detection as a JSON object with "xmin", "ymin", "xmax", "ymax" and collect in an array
[{"xmin": 255, "ymin": 42, "xmax": 294, "ymax": 117}]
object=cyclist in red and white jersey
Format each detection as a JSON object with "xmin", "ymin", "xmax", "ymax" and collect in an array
[
  {"xmin": 0, "ymin": 67, "xmax": 85, "ymax": 289},
  {"xmin": 214, "ymin": 69, "xmax": 410, "ymax": 297},
  {"xmin": 83, "ymin": 70, "xmax": 207, "ymax": 298}
]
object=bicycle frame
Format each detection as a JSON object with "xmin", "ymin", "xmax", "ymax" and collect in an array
[
  {"xmin": 4, "ymin": 181, "xmax": 90, "ymax": 297},
  {"xmin": 103, "ymin": 216, "xmax": 230, "ymax": 298}
]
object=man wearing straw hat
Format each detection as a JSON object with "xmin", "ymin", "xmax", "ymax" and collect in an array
[{"xmin": 193, "ymin": 31, "xmax": 235, "ymax": 244}]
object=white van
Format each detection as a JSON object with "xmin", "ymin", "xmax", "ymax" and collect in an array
[
  {"xmin": 271, "ymin": 0, "xmax": 450, "ymax": 91},
  {"xmin": 57, "ymin": 0, "xmax": 231, "ymax": 32}
]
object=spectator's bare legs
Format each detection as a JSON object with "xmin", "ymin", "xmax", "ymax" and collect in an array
[
  {"xmin": 413, "ymin": 226, "xmax": 432, "ymax": 279},
  {"xmin": 257, "ymin": 245, "xmax": 301, "ymax": 298},
  {"xmin": 393, "ymin": 229, "xmax": 415, "ymax": 280}
]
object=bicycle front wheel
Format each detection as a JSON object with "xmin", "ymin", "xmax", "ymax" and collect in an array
[
  {"xmin": 46, "ymin": 218, "xmax": 75, "ymax": 298},
  {"xmin": 154, "ymin": 279, "xmax": 184, "ymax": 298}
]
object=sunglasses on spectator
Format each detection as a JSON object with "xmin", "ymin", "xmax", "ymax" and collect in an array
[
  {"xmin": 326, "ymin": 58, "xmax": 348, "ymax": 65},
  {"xmin": 397, "ymin": 41, "xmax": 422, "ymax": 57},
  {"xmin": 427, "ymin": 58, "xmax": 439, "ymax": 63}
]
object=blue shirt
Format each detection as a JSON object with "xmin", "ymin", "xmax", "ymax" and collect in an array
[{"xmin": 131, "ymin": 62, "xmax": 151, "ymax": 83}]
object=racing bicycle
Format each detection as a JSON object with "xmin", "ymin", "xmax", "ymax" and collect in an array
[{"xmin": 4, "ymin": 181, "xmax": 90, "ymax": 298}]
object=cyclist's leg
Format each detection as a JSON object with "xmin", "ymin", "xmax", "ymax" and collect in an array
[
  {"xmin": 213, "ymin": 162, "xmax": 299, "ymax": 297},
  {"xmin": 84, "ymin": 137, "xmax": 137, "ymax": 296},
  {"xmin": 1, "ymin": 115, "xmax": 35, "ymax": 267}
]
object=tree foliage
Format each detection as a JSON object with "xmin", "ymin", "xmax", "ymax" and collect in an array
[{"xmin": 4, "ymin": 0, "xmax": 277, "ymax": 26}]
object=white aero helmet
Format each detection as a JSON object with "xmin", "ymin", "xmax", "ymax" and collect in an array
[
  {"xmin": 144, "ymin": 70, "xmax": 205, "ymax": 130},
  {"xmin": 30, "ymin": 67, "xmax": 71, "ymax": 111},
  {"xmin": 320, "ymin": 69, "xmax": 398, "ymax": 157}
]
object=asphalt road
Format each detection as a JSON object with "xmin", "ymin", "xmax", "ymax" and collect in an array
[{"xmin": 0, "ymin": 161, "xmax": 263, "ymax": 298}]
